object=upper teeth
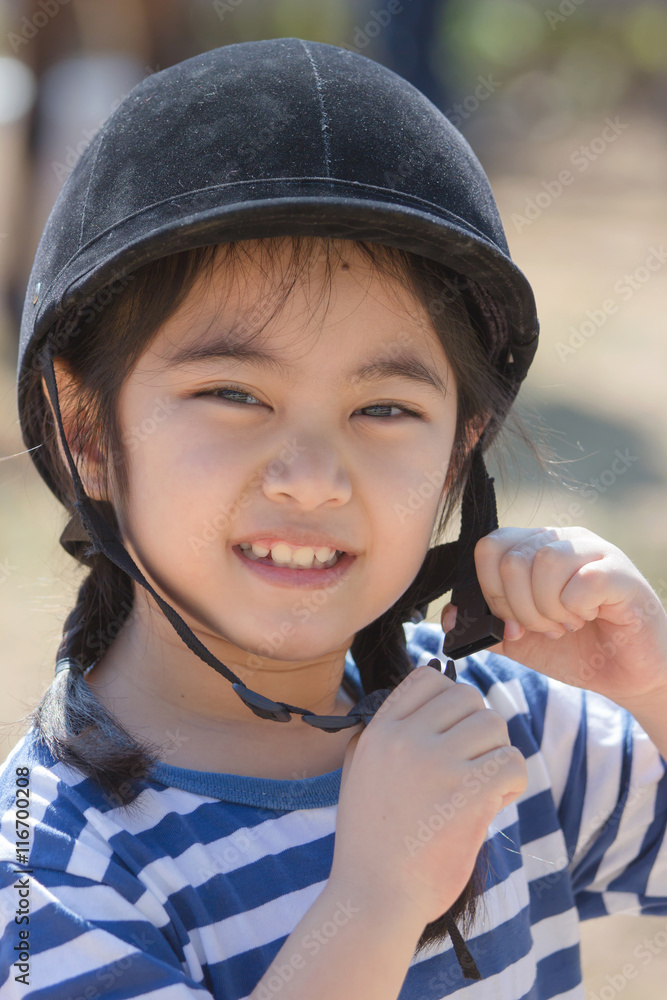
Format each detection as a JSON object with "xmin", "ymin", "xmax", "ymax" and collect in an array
[{"xmin": 238, "ymin": 541, "xmax": 341, "ymax": 569}]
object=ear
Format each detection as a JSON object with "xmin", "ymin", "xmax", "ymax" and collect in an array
[
  {"xmin": 41, "ymin": 358, "xmax": 108, "ymax": 501},
  {"xmin": 468, "ymin": 412, "xmax": 490, "ymax": 449}
]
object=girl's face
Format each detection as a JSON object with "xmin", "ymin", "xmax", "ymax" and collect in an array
[{"xmin": 108, "ymin": 240, "xmax": 458, "ymax": 695}]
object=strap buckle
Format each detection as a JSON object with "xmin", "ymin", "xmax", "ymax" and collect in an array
[{"xmin": 442, "ymin": 584, "xmax": 504, "ymax": 660}]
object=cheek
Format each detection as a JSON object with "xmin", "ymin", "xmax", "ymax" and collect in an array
[
  {"xmin": 357, "ymin": 462, "xmax": 445, "ymax": 627},
  {"xmin": 370, "ymin": 452, "xmax": 448, "ymax": 557},
  {"xmin": 119, "ymin": 419, "xmax": 247, "ymax": 545},
  {"xmin": 379, "ymin": 446, "xmax": 450, "ymax": 514}
]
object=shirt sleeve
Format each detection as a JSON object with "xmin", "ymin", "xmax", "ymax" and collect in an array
[
  {"xmin": 0, "ymin": 861, "xmax": 213, "ymax": 999},
  {"xmin": 537, "ymin": 676, "xmax": 667, "ymax": 920}
]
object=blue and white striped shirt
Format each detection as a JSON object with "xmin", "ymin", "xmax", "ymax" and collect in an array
[{"xmin": 1, "ymin": 621, "xmax": 667, "ymax": 998}]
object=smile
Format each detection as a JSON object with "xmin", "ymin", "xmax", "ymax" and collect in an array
[
  {"xmin": 232, "ymin": 544, "xmax": 356, "ymax": 589},
  {"xmin": 238, "ymin": 541, "xmax": 342, "ymax": 569}
]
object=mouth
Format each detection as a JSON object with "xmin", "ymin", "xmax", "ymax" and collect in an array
[{"xmin": 232, "ymin": 544, "xmax": 356, "ymax": 589}]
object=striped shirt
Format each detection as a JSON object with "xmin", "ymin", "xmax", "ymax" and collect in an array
[{"xmin": 1, "ymin": 620, "xmax": 666, "ymax": 999}]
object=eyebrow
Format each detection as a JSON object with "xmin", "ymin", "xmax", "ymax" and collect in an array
[{"xmin": 165, "ymin": 333, "xmax": 449, "ymax": 397}]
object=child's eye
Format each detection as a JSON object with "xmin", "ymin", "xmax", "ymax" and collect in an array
[
  {"xmin": 192, "ymin": 385, "xmax": 423, "ymax": 420},
  {"xmin": 357, "ymin": 402, "xmax": 423, "ymax": 420},
  {"xmin": 193, "ymin": 385, "xmax": 264, "ymax": 406}
]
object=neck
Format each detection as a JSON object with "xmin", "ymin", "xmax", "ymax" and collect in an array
[{"xmin": 83, "ymin": 602, "xmax": 362, "ymax": 779}]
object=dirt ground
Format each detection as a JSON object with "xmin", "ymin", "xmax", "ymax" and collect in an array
[{"xmin": 1, "ymin": 108, "xmax": 666, "ymax": 993}]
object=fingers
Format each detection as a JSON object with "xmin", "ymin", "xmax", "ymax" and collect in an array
[
  {"xmin": 474, "ymin": 527, "xmax": 602, "ymax": 636},
  {"xmin": 469, "ymin": 744, "xmax": 528, "ymax": 807},
  {"xmin": 414, "ymin": 684, "xmax": 498, "ymax": 740},
  {"xmin": 373, "ymin": 669, "xmax": 514, "ymax": 764},
  {"xmin": 374, "ymin": 664, "xmax": 457, "ymax": 724},
  {"xmin": 436, "ymin": 707, "xmax": 512, "ymax": 759}
]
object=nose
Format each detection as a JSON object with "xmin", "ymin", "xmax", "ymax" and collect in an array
[{"xmin": 262, "ymin": 432, "xmax": 352, "ymax": 509}]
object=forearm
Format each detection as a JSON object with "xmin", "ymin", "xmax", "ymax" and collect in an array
[
  {"xmin": 618, "ymin": 684, "xmax": 667, "ymax": 762},
  {"xmin": 249, "ymin": 879, "xmax": 425, "ymax": 1000}
]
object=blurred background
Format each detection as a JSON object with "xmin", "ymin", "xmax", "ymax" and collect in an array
[{"xmin": 0, "ymin": 0, "xmax": 665, "ymax": 993}]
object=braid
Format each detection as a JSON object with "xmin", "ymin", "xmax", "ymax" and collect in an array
[
  {"xmin": 29, "ymin": 512, "xmax": 160, "ymax": 808},
  {"xmin": 56, "ymin": 535, "xmax": 133, "ymax": 672},
  {"xmin": 349, "ymin": 525, "xmax": 465, "ymax": 697},
  {"xmin": 350, "ymin": 610, "xmax": 413, "ymax": 694}
]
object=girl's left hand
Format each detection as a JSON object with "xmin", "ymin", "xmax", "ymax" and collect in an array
[{"xmin": 441, "ymin": 526, "xmax": 667, "ymax": 711}]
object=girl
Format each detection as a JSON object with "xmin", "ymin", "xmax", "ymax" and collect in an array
[{"xmin": 2, "ymin": 37, "xmax": 667, "ymax": 1000}]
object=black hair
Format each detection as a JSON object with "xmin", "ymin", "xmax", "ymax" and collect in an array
[{"xmin": 20, "ymin": 234, "xmax": 558, "ymax": 954}]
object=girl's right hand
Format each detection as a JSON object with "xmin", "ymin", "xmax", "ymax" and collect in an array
[{"xmin": 328, "ymin": 666, "xmax": 528, "ymax": 926}]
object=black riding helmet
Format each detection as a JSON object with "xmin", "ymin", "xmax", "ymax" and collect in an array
[{"xmin": 17, "ymin": 36, "xmax": 540, "ymax": 983}]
